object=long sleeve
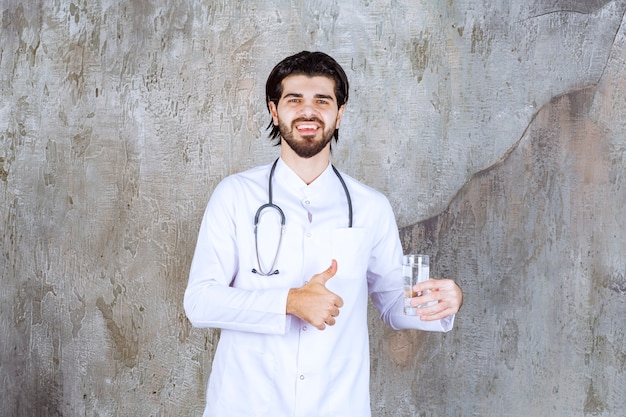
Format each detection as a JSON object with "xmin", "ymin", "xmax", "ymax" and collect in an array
[
  {"xmin": 183, "ymin": 170, "xmax": 292, "ymax": 335},
  {"xmin": 186, "ymin": 160, "xmax": 456, "ymax": 417},
  {"xmin": 363, "ymin": 189, "xmax": 455, "ymax": 332}
]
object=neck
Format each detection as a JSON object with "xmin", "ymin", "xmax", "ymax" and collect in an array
[{"xmin": 281, "ymin": 147, "xmax": 331, "ymax": 185}]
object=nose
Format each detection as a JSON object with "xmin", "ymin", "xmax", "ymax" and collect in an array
[{"xmin": 298, "ymin": 101, "xmax": 318, "ymax": 118}]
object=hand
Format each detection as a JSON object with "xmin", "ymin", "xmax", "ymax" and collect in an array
[
  {"xmin": 286, "ymin": 260, "xmax": 344, "ymax": 330},
  {"xmin": 410, "ymin": 278, "xmax": 463, "ymax": 321}
]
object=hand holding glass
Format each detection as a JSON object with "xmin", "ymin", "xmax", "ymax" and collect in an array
[{"xmin": 403, "ymin": 254, "xmax": 432, "ymax": 315}]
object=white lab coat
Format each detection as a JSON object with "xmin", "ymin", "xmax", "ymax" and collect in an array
[{"xmin": 184, "ymin": 158, "xmax": 453, "ymax": 417}]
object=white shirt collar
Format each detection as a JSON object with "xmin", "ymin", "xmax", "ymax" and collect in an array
[{"xmin": 274, "ymin": 157, "xmax": 336, "ymax": 197}]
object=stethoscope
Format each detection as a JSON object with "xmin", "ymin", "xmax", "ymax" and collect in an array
[{"xmin": 252, "ymin": 158, "xmax": 353, "ymax": 276}]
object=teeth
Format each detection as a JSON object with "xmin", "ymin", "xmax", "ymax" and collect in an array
[{"xmin": 298, "ymin": 124, "xmax": 318, "ymax": 130}]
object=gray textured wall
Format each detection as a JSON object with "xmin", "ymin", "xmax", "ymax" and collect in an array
[{"xmin": 1, "ymin": 1, "xmax": 624, "ymax": 416}]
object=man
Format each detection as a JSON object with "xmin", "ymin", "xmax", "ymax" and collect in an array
[{"xmin": 184, "ymin": 51, "xmax": 463, "ymax": 417}]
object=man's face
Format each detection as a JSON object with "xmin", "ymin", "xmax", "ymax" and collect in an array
[{"xmin": 269, "ymin": 75, "xmax": 345, "ymax": 159}]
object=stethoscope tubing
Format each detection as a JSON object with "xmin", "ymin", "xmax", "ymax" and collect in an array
[
  {"xmin": 252, "ymin": 158, "xmax": 352, "ymax": 276},
  {"xmin": 252, "ymin": 159, "xmax": 284, "ymax": 276}
]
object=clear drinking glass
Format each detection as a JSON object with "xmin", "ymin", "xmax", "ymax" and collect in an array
[{"xmin": 403, "ymin": 254, "xmax": 430, "ymax": 315}]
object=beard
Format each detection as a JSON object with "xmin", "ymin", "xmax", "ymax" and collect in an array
[{"xmin": 278, "ymin": 117, "xmax": 336, "ymax": 159}]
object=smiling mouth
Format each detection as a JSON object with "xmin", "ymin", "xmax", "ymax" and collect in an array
[
  {"xmin": 294, "ymin": 118, "xmax": 323, "ymax": 135},
  {"xmin": 296, "ymin": 124, "xmax": 319, "ymax": 133}
]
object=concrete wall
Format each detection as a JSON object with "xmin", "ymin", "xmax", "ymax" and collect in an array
[{"xmin": 1, "ymin": 0, "xmax": 624, "ymax": 416}]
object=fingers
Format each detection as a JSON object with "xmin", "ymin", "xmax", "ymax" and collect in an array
[
  {"xmin": 411, "ymin": 279, "xmax": 463, "ymax": 320},
  {"xmin": 316, "ymin": 293, "xmax": 342, "ymax": 331},
  {"xmin": 316, "ymin": 306, "xmax": 340, "ymax": 330},
  {"xmin": 290, "ymin": 260, "xmax": 344, "ymax": 331},
  {"xmin": 414, "ymin": 278, "xmax": 459, "ymax": 297},
  {"xmin": 414, "ymin": 277, "xmax": 452, "ymax": 292},
  {"xmin": 314, "ymin": 301, "xmax": 342, "ymax": 330},
  {"xmin": 310, "ymin": 259, "xmax": 343, "ymax": 308}
]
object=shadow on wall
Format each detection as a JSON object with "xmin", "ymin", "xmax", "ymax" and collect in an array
[
  {"xmin": 529, "ymin": 0, "xmax": 614, "ymax": 16},
  {"xmin": 384, "ymin": 82, "xmax": 625, "ymax": 414}
]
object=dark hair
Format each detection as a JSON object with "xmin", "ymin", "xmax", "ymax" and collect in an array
[{"xmin": 265, "ymin": 51, "xmax": 349, "ymax": 143}]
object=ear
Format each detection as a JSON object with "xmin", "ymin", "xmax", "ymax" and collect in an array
[
  {"xmin": 269, "ymin": 101, "xmax": 279, "ymax": 126},
  {"xmin": 335, "ymin": 104, "xmax": 346, "ymax": 129}
]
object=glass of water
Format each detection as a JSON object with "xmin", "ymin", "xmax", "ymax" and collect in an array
[{"xmin": 403, "ymin": 254, "xmax": 430, "ymax": 315}]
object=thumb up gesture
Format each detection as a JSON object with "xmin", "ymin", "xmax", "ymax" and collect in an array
[{"xmin": 286, "ymin": 260, "xmax": 344, "ymax": 330}]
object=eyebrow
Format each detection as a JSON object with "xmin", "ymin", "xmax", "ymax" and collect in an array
[{"xmin": 282, "ymin": 93, "xmax": 335, "ymax": 101}]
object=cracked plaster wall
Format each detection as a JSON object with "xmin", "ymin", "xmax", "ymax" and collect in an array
[{"xmin": 1, "ymin": 0, "xmax": 624, "ymax": 416}]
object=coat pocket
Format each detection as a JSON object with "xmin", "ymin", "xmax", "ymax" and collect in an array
[{"xmin": 331, "ymin": 228, "xmax": 367, "ymax": 280}]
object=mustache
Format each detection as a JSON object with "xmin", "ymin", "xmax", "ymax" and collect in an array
[{"xmin": 292, "ymin": 116, "xmax": 325, "ymax": 126}]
